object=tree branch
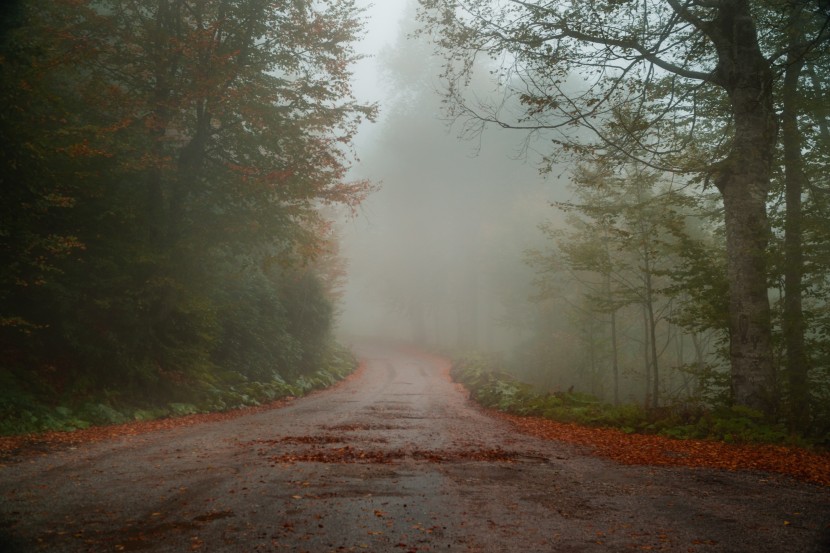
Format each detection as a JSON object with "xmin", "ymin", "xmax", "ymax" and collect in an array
[{"xmin": 509, "ymin": 0, "xmax": 715, "ymax": 81}]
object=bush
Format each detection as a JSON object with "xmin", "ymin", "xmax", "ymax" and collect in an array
[{"xmin": 78, "ymin": 402, "xmax": 129, "ymax": 425}]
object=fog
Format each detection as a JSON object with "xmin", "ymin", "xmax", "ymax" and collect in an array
[
  {"xmin": 338, "ymin": 1, "xmax": 567, "ymax": 351},
  {"xmin": 1, "ymin": 0, "xmax": 822, "ymax": 452}
]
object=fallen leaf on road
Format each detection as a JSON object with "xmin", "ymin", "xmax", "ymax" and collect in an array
[{"xmin": 493, "ymin": 411, "xmax": 830, "ymax": 486}]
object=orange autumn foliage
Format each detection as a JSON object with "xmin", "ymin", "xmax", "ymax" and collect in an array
[{"xmin": 493, "ymin": 410, "xmax": 830, "ymax": 487}]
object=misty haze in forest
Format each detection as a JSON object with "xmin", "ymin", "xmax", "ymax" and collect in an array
[
  {"xmin": 2, "ymin": 0, "xmax": 829, "ymax": 440},
  {"xmin": 337, "ymin": 0, "xmax": 830, "ymax": 421},
  {"xmin": 3, "ymin": 4, "xmax": 830, "ymax": 550},
  {"xmin": 339, "ymin": 2, "xmax": 560, "ymax": 353}
]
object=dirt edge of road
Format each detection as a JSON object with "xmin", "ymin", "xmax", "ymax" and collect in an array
[{"xmin": 3, "ymin": 349, "xmax": 829, "ymax": 490}]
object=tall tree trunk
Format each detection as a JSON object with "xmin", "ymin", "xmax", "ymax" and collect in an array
[
  {"xmin": 691, "ymin": 332, "xmax": 706, "ymax": 397},
  {"xmin": 602, "ymin": 228, "xmax": 620, "ymax": 405},
  {"xmin": 642, "ymin": 305, "xmax": 651, "ymax": 409},
  {"xmin": 170, "ymin": 105, "xmax": 210, "ymax": 246},
  {"xmin": 643, "ymin": 245, "xmax": 660, "ymax": 408},
  {"xmin": 718, "ymin": 157, "xmax": 776, "ymax": 414},
  {"xmin": 781, "ymin": 8, "xmax": 810, "ymax": 431},
  {"xmin": 587, "ymin": 318, "xmax": 597, "ymax": 395},
  {"xmin": 609, "ymin": 294, "xmax": 620, "ymax": 406},
  {"xmin": 710, "ymin": 0, "xmax": 778, "ymax": 415},
  {"xmin": 146, "ymin": 2, "xmax": 178, "ymax": 248}
]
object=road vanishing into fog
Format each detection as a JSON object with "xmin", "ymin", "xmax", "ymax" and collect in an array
[{"xmin": 1, "ymin": 343, "xmax": 828, "ymax": 552}]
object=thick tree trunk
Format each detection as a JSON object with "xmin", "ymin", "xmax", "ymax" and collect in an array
[
  {"xmin": 719, "ymin": 175, "xmax": 775, "ymax": 413},
  {"xmin": 711, "ymin": 0, "xmax": 778, "ymax": 415}
]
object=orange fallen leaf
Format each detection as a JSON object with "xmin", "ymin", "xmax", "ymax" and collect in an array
[{"xmin": 491, "ymin": 411, "xmax": 830, "ymax": 487}]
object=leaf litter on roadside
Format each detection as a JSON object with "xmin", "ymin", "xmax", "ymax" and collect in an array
[
  {"xmin": 493, "ymin": 411, "xmax": 830, "ymax": 486},
  {"xmin": 2, "ymin": 354, "xmax": 827, "ymax": 488}
]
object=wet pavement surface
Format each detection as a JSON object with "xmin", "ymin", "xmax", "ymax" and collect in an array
[{"xmin": 1, "ymin": 343, "xmax": 828, "ymax": 552}]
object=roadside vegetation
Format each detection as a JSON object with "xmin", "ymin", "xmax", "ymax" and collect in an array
[
  {"xmin": 452, "ymin": 353, "xmax": 824, "ymax": 448},
  {"xmin": 0, "ymin": 345, "xmax": 358, "ymax": 436}
]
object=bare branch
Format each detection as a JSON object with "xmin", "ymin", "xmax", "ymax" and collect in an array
[{"xmin": 509, "ymin": 0, "xmax": 715, "ymax": 81}]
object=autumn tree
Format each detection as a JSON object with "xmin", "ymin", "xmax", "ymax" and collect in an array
[{"xmin": 0, "ymin": 0, "xmax": 374, "ymax": 414}]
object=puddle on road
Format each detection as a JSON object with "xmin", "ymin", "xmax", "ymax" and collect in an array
[
  {"xmin": 245, "ymin": 435, "xmax": 390, "ymax": 446},
  {"xmin": 267, "ymin": 446, "xmax": 545, "ymax": 465},
  {"xmin": 254, "ymin": 435, "xmax": 345, "ymax": 445},
  {"xmin": 324, "ymin": 423, "xmax": 406, "ymax": 431},
  {"xmin": 192, "ymin": 510, "xmax": 235, "ymax": 523},
  {"xmin": 365, "ymin": 404, "xmax": 412, "ymax": 413}
]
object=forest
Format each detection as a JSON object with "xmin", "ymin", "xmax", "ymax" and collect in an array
[
  {"xmin": 1, "ymin": 0, "xmax": 829, "ymax": 446},
  {"xmin": 345, "ymin": 0, "xmax": 830, "ymax": 443},
  {"xmin": 413, "ymin": 0, "xmax": 830, "ymax": 442},
  {"xmin": 0, "ymin": 0, "xmax": 373, "ymax": 433}
]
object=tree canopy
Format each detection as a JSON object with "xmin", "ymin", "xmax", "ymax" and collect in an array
[{"xmin": 417, "ymin": 0, "xmax": 830, "ymax": 415}]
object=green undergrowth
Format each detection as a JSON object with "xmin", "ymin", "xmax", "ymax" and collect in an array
[
  {"xmin": 0, "ymin": 344, "xmax": 358, "ymax": 436},
  {"xmin": 452, "ymin": 354, "xmax": 811, "ymax": 447}
]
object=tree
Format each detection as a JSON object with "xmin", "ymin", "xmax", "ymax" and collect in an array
[
  {"xmin": 773, "ymin": 0, "xmax": 830, "ymax": 431},
  {"xmin": 531, "ymin": 157, "xmax": 712, "ymax": 407},
  {"xmin": 0, "ymin": 0, "xmax": 374, "ymax": 404},
  {"xmin": 780, "ymin": 5, "xmax": 810, "ymax": 431},
  {"xmin": 417, "ymin": 0, "xmax": 830, "ymax": 415}
]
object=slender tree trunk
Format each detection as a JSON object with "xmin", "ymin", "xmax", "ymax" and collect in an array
[
  {"xmin": 170, "ymin": 107, "xmax": 210, "ymax": 246},
  {"xmin": 691, "ymin": 332, "xmax": 706, "ymax": 397},
  {"xmin": 642, "ymin": 305, "xmax": 651, "ymax": 409},
  {"xmin": 610, "ymin": 301, "xmax": 620, "ymax": 406},
  {"xmin": 146, "ymin": 5, "xmax": 178, "ymax": 247},
  {"xmin": 643, "ymin": 250, "xmax": 660, "ymax": 408},
  {"xmin": 710, "ymin": 0, "xmax": 778, "ymax": 415},
  {"xmin": 781, "ymin": 9, "xmax": 810, "ymax": 431},
  {"xmin": 602, "ymin": 228, "xmax": 620, "ymax": 405},
  {"xmin": 587, "ymin": 318, "xmax": 597, "ymax": 395},
  {"xmin": 674, "ymin": 326, "xmax": 683, "ymax": 396}
]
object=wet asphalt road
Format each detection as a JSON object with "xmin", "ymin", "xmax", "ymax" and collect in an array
[{"xmin": 1, "ymin": 343, "xmax": 828, "ymax": 552}]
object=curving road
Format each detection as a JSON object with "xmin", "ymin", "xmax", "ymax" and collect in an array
[{"xmin": 1, "ymin": 343, "xmax": 828, "ymax": 552}]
